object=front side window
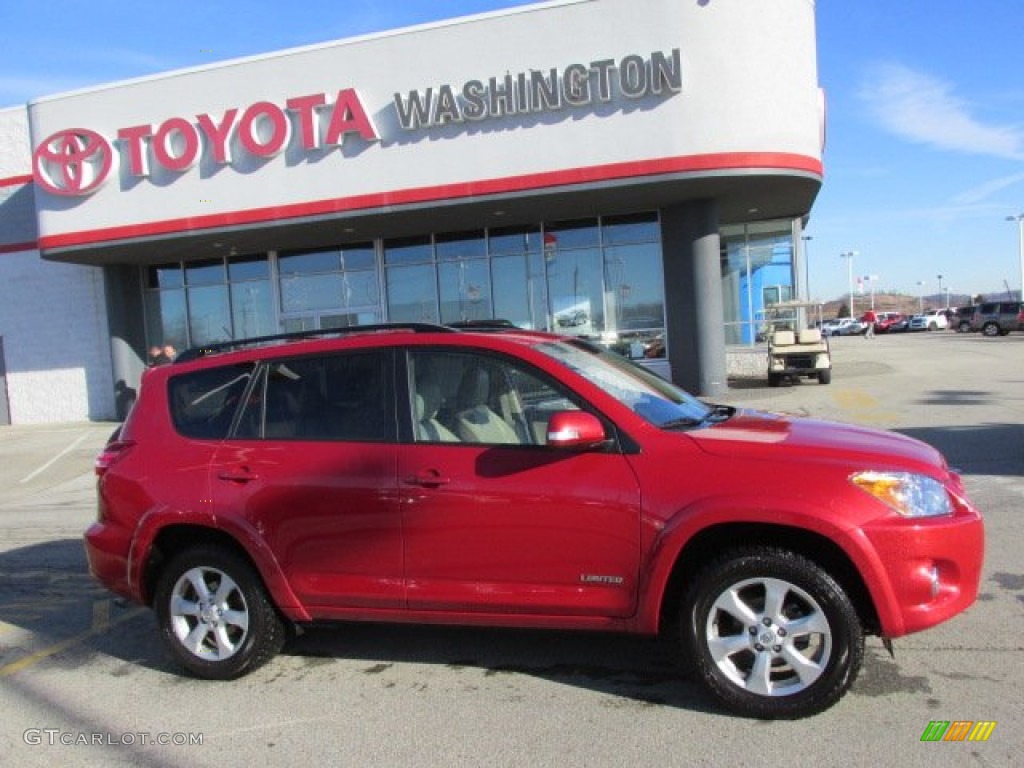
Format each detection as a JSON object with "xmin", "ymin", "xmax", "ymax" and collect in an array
[
  {"xmin": 235, "ymin": 351, "xmax": 392, "ymax": 442},
  {"xmin": 408, "ymin": 349, "xmax": 579, "ymax": 446}
]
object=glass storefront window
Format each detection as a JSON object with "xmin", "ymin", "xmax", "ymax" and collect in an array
[
  {"xmin": 228, "ymin": 256, "xmax": 270, "ymax": 281},
  {"xmin": 602, "ymin": 213, "xmax": 659, "ymax": 245},
  {"xmin": 185, "ymin": 259, "xmax": 226, "ymax": 286},
  {"xmin": 546, "ymin": 247, "xmax": 604, "ymax": 334},
  {"xmin": 147, "ymin": 264, "xmax": 183, "ymax": 289},
  {"xmin": 438, "ymin": 259, "xmax": 492, "ymax": 323},
  {"xmin": 279, "ymin": 249, "xmax": 340, "ymax": 275},
  {"xmin": 543, "ymin": 218, "xmax": 599, "ymax": 250},
  {"xmin": 231, "ymin": 281, "xmax": 274, "ymax": 339},
  {"xmin": 489, "ymin": 225, "xmax": 541, "ymax": 256},
  {"xmin": 187, "ymin": 284, "xmax": 231, "ymax": 345},
  {"xmin": 387, "ymin": 263, "xmax": 439, "ymax": 323},
  {"xmin": 436, "ymin": 231, "xmax": 485, "ymax": 261},
  {"xmin": 492, "ymin": 253, "xmax": 547, "ymax": 329},
  {"xmin": 384, "ymin": 236, "xmax": 432, "ymax": 265},
  {"xmin": 144, "ymin": 289, "xmax": 187, "ymax": 351},
  {"xmin": 720, "ymin": 222, "xmax": 795, "ymax": 345}
]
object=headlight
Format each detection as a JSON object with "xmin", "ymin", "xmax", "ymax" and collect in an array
[{"xmin": 850, "ymin": 471, "xmax": 953, "ymax": 518}]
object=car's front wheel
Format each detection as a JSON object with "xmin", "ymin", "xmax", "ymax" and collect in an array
[
  {"xmin": 154, "ymin": 545, "xmax": 285, "ymax": 679},
  {"xmin": 680, "ymin": 547, "xmax": 863, "ymax": 719},
  {"xmin": 982, "ymin": 322, "xmax": 1000, "ymax": 337}
]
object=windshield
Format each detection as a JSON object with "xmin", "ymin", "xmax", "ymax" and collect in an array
[{"xmin": 535, "ymin": 340, "xmax": 713, "ymax": 428}]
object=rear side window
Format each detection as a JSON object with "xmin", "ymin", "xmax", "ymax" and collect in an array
[
  {"xmin": 168, "ymin": 364, "xmax": 255, "ymax": 439},
  {"xmin": 235, "ymin": 350, "xmax": 393, "ymax": 441}
]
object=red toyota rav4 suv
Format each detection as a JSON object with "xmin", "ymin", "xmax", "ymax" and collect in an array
[{"xmin": 85, "ymin": 324, "xmax": 984, "ymax": 719}]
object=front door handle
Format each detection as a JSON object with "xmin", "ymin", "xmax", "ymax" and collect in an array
[
  {"xmin": 404, "ymin": 469, "xmax": 451, "ymax": 488},
  {"xmin": 217, "ymin": 467, "xmax": 258, "ymax": 484}
]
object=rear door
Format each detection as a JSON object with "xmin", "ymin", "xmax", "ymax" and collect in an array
[
  {"xmin": 211, "ymin": 349, "xmax": 403, "ymax": 614},
  {"xmin": 398, "ymin": 347, "xmax": 643, "ymax": 619}
]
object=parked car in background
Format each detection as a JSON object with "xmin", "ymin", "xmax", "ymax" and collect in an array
[
  {"xmin": 820, "ymin": 318, "xmax": 865, "ymax": 336},
  {"xmin": 889, "ymin": 315, "xmax": 911, "ymax": 332},
  {"xmin": 873, "ymin": 312, "xmax": 905, "ymax": 333},
  {"xmin": 908, "ymin": 309, "xmax": 949, "ymax": 331},
  {"xmin": 84, "ymin": 322, "xmax": 984, "ymax": 719},
  {"xmin": 969, "ymin": 300, "xmax": 1024, "ymax": 336},
  {"xmin": 952, "ymin": 306, "xmax": 976, "ymax": 333}
]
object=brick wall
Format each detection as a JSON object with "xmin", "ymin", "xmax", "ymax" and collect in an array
[{"xmin": 1, "ymin": 107, "xmax": 115, "ymax": 423}]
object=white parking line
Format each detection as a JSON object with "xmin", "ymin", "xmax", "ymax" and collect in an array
[{"xmin": 18, "ymin": 430, "xmax": 92, "ymax": 484}]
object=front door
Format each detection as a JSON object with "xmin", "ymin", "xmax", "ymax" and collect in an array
[{"xmin": 399, "ymin": 348, "xmax": 643, "ymax": 618}]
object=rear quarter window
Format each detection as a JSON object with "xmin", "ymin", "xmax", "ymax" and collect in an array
[{"xmin": 168, "ymin": 364, "xmax": 255, "ymax": 439}]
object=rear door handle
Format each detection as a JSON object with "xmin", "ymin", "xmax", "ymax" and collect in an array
[
  {"xmin": 404, "ymin": 470, "xmax": 451, "ymax": 488},
  {"xmin": 217, "ymin": 467, "xmax": 258, "ymax": 484}
]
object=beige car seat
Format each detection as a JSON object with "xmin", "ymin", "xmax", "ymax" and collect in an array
[{"xmin": 454, "ymin": 366, "xmax": 520, "ymax": 444}]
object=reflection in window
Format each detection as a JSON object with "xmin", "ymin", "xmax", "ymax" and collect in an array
[
  {"xmin": 492, "ymin": 252, "xmax": 547, "ymax": 330},
  {"xmin": 235, "ymin": 352, "xmax": 392, "ymax": 442},
  {"xmin": 435, "ymin": 231, "xmax": 485, "ymax": 261},
  {"xmin": 145, "ymin": 254, "xmax": 272, "ymax": 352},
  {"xmin": 144, "ymin": 288, "xmax": 187, "ymax": 352},
  {"xmin": 439, "ymin": 259, "xmax": 491, "ymax": 323},
  {"xmin": 546, "ymin": 247, "xmax": 604, "ymax": 335},
  {"xmin": 187, "ymin": 284, "xmax": 231, "ymax": 346},
  {"xmin": 387, "ymin": 263, "xmax": 439, "ymax": 323},
  {"xmin": 384, "ymin": 236, "xmax": 432, "ymax": 265}
]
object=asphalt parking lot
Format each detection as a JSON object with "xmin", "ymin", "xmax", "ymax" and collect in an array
[{"xmin": 0, "ymin": 332, "xmax": 1020, "ymax": 767}]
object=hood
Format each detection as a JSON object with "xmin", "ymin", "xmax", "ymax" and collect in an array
[{"xmin": 690, "ymin": 409, "xmax": 947, "ymax": 476}]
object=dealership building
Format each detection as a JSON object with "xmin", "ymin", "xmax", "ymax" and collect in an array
[{"xmin": 0, "ymin": 0, "xmax": 823, "ymax": 425}]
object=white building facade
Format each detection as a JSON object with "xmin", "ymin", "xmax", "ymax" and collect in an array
[{"xmin": 0, "ymin": 0, "xmax": 824, "ymax": 424}]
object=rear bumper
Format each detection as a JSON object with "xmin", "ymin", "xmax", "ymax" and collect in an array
[{"xmin": 84, "ymin": 521, "xmax": 137, "ymax": 603}]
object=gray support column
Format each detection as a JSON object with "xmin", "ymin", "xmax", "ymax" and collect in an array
[
  {"xmin": 103, "ymin": 265, "xmax": 148, "ymax": 420},
  {"xmin": 660, "ymin": 200, "xmax": 727, "ymax": 397}
]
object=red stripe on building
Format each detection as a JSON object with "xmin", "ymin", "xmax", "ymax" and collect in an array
[{"xmin": 37, "ymin": 152, "xmax": 822, "ymax": 251}]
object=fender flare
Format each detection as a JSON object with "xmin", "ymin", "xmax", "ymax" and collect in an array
[
  {"xmin": 634, "ymin": 495, "xmax": 900, "ymax": 635},
  {"xmin": 128, "ymin": 507, "xmax": 311, "ymax": 622}
]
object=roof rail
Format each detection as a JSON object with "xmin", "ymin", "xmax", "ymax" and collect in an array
[
  {"xmin": 445, "ymin": 319, "xmax": 519, "ymax": 331},
  {"xmin": 174, "ymin": 323, "xmax": 454, "ymax": 363}
]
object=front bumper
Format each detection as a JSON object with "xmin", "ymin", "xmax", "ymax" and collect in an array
[{"xmin": 862, "ymin": 498, "xmax": 984, "ymax": 637}]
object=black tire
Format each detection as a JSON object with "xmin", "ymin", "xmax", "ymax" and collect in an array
[
  {"xmin": 982, "ymin": 322, "xmax": 1000, "ymax": 337},
  {"xmin": 680, "ymin": 547, "xmax": 863, "ymax": 719},
  {"xmin": 154, "ymin": 545, "xmax": 285, "ymax": 680},
  {"xmin": 817, "ymin": 369, "xmax": 831, "ymax": 385},
  {"xmin": 768, "ymin": 373, "xmax": 781, "ymax": 387}
]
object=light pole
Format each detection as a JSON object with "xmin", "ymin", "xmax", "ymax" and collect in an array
[
  {"xmin": 916, "ymin": 281, "xmax": 925, "ymax": 314},
  {"xmin": 1007, "ymin": 214, "xmax": 1024, "ymax": 301},
  {"xmin": 840, "ymin": 251, "xmax": 857, "ymax": 318},
  {"xmin": 936, "ymin": 274, "xmax": 943, "ymax": 307}
]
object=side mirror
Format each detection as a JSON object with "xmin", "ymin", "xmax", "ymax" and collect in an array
[{"xmin": 546, "ymin": 411, "xmax": 606, "ymax": 449}]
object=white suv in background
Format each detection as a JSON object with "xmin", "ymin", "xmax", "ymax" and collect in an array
[{"xmin": 909, "ymin": 309, "xmax": 949, "ymax": 331}]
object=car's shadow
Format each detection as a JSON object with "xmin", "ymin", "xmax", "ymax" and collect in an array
[
  {"xmin": 0, "ymin": 538, "xmax": 719, "ymax": 712},
  {"xmin": 0, "ymin": 538, "xmax": 940, "ymax": 715}
]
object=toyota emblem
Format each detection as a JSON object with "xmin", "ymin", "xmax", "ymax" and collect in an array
[{"xmin": 33, "ymin": 128, "xmax": 114, "ymax": 196}]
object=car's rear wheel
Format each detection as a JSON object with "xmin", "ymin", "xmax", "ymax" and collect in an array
[
  {"xmin": 982, "ymin": 322, "xmax": 1000, "ymax": 337},
  {"xmin": 154, "ymin": 545, "xmax": 285, "ymax": 679},
  {"xmin": 680, "ymin": 547, "xmax": 863, "ymax": 719}
]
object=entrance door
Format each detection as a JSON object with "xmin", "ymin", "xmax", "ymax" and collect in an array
[{"xmin": 0, "ymin": 337, "xmax": 10, "ymax": 425}]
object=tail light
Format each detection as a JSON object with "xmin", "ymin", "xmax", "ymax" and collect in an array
[{"xmin": 95, "ymin": 440, "xmax": 135, "ymax": 477}]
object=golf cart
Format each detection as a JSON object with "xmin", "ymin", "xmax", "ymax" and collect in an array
[{"xmin": 763, "ymin": 300, "xmax": 832, "ymax": 386}]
